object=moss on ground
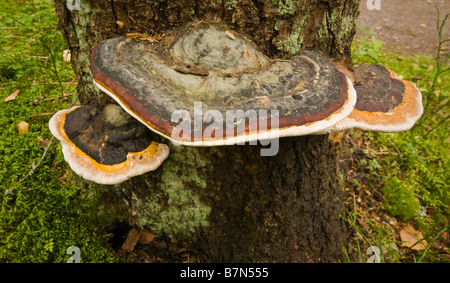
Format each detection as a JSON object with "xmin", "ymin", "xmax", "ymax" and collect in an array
[{"xmin": 0, "ymin": 0, "xmax": 117, "ymax": 263}]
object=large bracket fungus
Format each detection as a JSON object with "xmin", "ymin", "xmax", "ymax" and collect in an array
[
  {"xmin": 50, "ymin": 24, "xmax": 423, "ymax": 185},
  {"xmin": 90, "ymin": 25, "xmax": 357, "ymax": 146},
  {"xmin": 49, "ymin": 104, "xmax": 169, "ymax": 185}
]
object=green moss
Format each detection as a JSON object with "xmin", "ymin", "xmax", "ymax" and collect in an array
[
  {"xmin": 224, "ymin": 0, "xmax": 238, "ymax": 10},
  {"xmin": 338, "ymin": 173, "xmax": 346, "ymax": 186},
  {"xmin": 271, "ymin": 0, "xmax": 298, "ymax": 16},
  {"xmin": 350, "ymin": 179, "xmax": 360, "ymax": 188},
  {"xmin": 0, "ymin": 0, "xmax": 117, "ymax": 263},
  {"xmin": 367, "ymin": 159, "xmax": 382, "ymax": 172},
  {"xmin": 382, "ymin": 177, "xmax": 420, "ymax": 221}
]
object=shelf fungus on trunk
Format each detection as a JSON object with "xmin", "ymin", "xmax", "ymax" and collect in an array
[
  {"xmin": 49, "ymin": 104, "xmax": 169, "ymax": 185},
  {"xmin": 90, "ymin": 24, "xmax": 356, "ymax": 146},
  {"xmin": 325, "ymin": 64, "xmax": 423, "ymax": 133}
]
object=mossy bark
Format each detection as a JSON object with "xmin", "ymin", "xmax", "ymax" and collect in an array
[{"xmin": 54, "ymin": 0, "xmax": 360, "ymax": 262}]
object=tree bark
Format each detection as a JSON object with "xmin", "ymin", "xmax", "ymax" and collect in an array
[{"xmin": 54, "ymin": 0, "xmax": 360, "ymax": 262}]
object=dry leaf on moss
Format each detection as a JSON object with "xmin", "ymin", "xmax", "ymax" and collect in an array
[
  {"xmin": 63, "ymin": 49, "xmax": 71, "ymax": 62},
  {"xmin": 17, "ymin": 121, "xmax": 29, "ymax": 134},
  {"xmin": 4, "ymin": 89, "xmax": 20, "ymax": 102}
]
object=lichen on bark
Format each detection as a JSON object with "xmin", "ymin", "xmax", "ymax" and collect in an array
[{"xmin": 122, "ymin": 144, "xmax": 211, "ymax": 237}]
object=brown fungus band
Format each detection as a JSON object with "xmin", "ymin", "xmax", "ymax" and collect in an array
[{"xmin": 90, "ymin": 24, "xmax": 356, "ymax": 146}]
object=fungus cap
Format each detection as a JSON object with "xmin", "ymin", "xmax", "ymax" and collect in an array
[
  {"xmin": 49, "ymin": 104, "xmax": 169, "ymax": 185},
  {"xmin": 325, "ymin": 64, "xmax": 423, "ymax": 133},
  {"xmin": 90, "ymin": 25, "xmax": 356, "ymax": 146}
]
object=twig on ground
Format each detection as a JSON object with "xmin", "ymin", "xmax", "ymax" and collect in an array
[
  {"xmin": 43, "ymin": 78, "xmax": 76, "ymax": 102},
  {"xmin": 28, "ymin": 112, "xmax": 55, "ymax": 118},
  {"xmin": 384, "ymin": 136, "xmax": 402, "ymax": 157},
  {"xmin": 43, "ymin": 93, "xmax": 73, "ymax": 101}
]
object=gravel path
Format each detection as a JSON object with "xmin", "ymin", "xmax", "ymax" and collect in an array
[{"xmin": 356, "ymin": 0, "xmax": 450, "ymax": 56}]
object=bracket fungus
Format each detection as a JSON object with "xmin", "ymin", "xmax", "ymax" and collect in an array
[
  {"xmin": 50, "ymin": 24, "xmax": 424, "ymax": 184},
  {"xmin": 325, "ymin": 64, "xmax": 423, "ymax": 133},
  {"xmin": 49, "ymin": 104, "xmax": 169, "ymax": 185},
  {"xmin": 90, "ymin": 24, "xmax": 357, "ymax": 146}
]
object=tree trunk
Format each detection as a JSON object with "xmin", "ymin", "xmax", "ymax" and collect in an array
[{"xmin": 54, "ymin": 0, "xmax": 360, "ymax": 262}]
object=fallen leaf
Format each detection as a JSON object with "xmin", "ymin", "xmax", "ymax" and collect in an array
[
  {"xmin": 17, "ymin": 121, "xmax": 29, "ymax": 134},
  {"xmin": 138, "ymin": 229, "xmax": 156, "ymax": 244},
  {"xmin": 116, "ymin": 20, "xmax": 125, "ymax": 28},
  {"xmin": 400, "ymin": 225, "xmax": 428, "ymax": 250},
  {"xmin": 4, "ymin": 89, "xmax": 20, "ymax": 102},
  {"xmin": 121, "ymin": 228, "xmax": 140, "ymax": 252}
]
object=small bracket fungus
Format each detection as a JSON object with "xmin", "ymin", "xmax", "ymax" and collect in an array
[
  {"xmin": 49, "ymin": 104, "xmax": 169, "ymax": 185},
  {"xmin": 325, "ymin": 64, "xmax": 423, "ymax": 132},
  {"xmin": 90, "ymin": 24, "xmax": 356, "ymax": 146}
]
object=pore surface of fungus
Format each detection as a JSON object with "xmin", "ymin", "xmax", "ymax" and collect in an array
[
  {"xmin": 90, "ymin": 24, "xmax": 356, "ymax": 146},
  {"xmin": 49, "ymin": 104, "xmax": 169, "ymax": 184},
  {"xmin": 326, "ymin": 64, "xmax": 423, "ymax": 132}
]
